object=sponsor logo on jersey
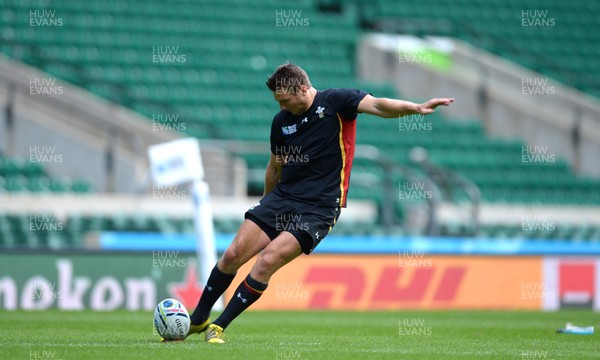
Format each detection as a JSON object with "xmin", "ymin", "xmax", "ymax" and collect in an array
[{"xmin": 282, "ymin": 124, "xmax": 297, "ymax": 135}]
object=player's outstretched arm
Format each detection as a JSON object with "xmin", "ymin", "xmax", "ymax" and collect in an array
[
  {"xmin": 263, "ymin": 152, "xmax": 282, "ymax": 197},
  {"xmin": 358, "ymin": 94, "xmax": 454, "ymax": 118}
]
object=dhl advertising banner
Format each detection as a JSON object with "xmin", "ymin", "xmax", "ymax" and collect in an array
[
  {"xmin": 0, "ymin": 253, "xmax": 598, "ymax": 311},
  {"xmin": 225, "ymin": 255, "xmax": 546, "ymax": 310}
]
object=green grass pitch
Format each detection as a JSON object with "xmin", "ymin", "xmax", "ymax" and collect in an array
[{"xmin": 1, "ymin": 310, "xmax": 597, "ymax": 359}]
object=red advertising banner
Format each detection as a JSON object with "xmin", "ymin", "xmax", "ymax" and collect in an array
[{"xmin": 541, "ymin": 257, "xmax": 599, "ymax": 311}]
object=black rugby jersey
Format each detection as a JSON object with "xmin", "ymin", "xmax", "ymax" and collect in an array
[{"xmin": 270, "ymin": 88, "xmax": 368, "ymax": 208}]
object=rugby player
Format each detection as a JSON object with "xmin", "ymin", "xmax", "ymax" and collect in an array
[{"xmin": 187, "ymin": 63, "xmax": 454, "ymax": 343}]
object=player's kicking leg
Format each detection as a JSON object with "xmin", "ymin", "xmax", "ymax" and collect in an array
[
  {"xmin": 205, "ymin": 231, "xmax": 302, "ymax": 343},
  {"xmin": 186, "ymin": 219, "xmax": 271, "ymax": 337}
]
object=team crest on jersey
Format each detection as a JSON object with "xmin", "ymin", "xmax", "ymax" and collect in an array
[
  {"xmin": 316, "ymin": 106, "xmax": 325, "ymax": 118},
  {"xmin": 282, "ymin": 124, "xmax": 297, "ymax": 135}
]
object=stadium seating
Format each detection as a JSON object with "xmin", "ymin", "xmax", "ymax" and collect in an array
[
  {"xmin": 341, "ymin": 0, "xmax": 600, "ymax": 98},
  {"xmin": 0, "ymin": 213, "xmax": 192, "ymax": 248},
  {"xmin": 1, "ymin": 211, "xmax": 599, "ymax": 249},
  {"xmin": 0, "ymin": 155, "xmax": 93, "ymax": 194},
  {"xmin": 1, "ymin": 0, "xmax": 599, "ymax": 245}
]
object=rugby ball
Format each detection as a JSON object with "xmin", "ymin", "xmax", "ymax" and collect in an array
[{"xmin": 153, "ymin": 298, "xmax": 191, "ymax": 341}]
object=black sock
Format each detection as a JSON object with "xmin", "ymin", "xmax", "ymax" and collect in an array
[
  {"xmin": 189, "ymin": 264, "xmax": 236, "ymax": 325},
  {"xmin": 213, "ymin": 274, "xmax": 267, "ymax": 330}
]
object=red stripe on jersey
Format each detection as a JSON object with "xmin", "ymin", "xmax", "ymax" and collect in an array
[{"xmin": 336, "ymin": 113, "xmax": 357, "ymax": 207}]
